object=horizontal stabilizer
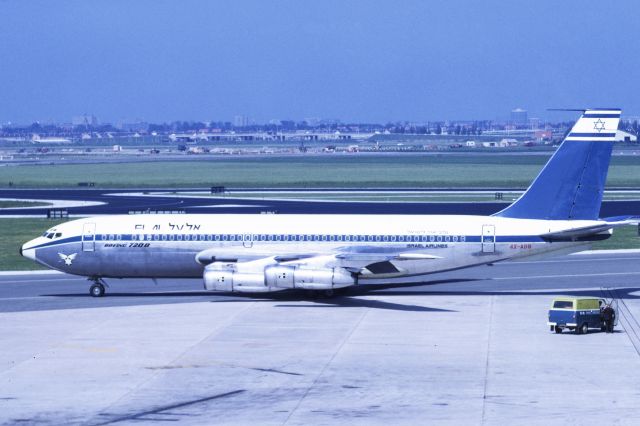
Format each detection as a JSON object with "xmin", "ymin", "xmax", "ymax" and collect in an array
[{"xmin": 541, "ymin": 218, "xmax": 639, "ymax": 241}]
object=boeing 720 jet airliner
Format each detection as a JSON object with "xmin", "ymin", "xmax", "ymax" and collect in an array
[{"xmin": 21, "ymin": 109, "xmax": 637, "ymax": 297}]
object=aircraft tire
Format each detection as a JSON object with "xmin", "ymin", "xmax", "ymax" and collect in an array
[{"xmin": 90, "ymin": 283, "xmax": 105, "ymax": 297}]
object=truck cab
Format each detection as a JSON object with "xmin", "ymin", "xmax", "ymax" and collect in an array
[{"xmin": 548, "ymin": 297, "xmax": 604, "ymax": 334}]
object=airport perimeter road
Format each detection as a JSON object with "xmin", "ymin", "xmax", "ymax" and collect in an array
[
  {"xmin": 2, "ymin": 188, "xmax": 640, "ymax": 216},
  {"xmin": 2, "ymin": 252, "xmax": 640, "ymax": 424}
]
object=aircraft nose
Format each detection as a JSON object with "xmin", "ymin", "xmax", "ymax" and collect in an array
[{"xmin": 21, "ymin": 242, "xmax": 36, "ymax": 261}]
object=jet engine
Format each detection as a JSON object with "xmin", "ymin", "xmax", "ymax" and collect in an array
[
  {"xmin": 203, "ymin": 265, "xmax": 269, "ymax": 293},
  {"xmin": 265, "ymin": 265, "xmax": 356, "ymax": 290},
  {"xmin": 203, "ymin": 263, "xmax": 357, "ymax": 292}
]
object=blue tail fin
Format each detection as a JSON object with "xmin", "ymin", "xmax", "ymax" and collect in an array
[{"xmin": 494, "ymin": 109, "xmax": 621, "ymax": 220}]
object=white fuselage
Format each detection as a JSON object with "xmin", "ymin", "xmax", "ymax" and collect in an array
[{"xmin": 22, "ymin": 214, "xmax": 600, "ymax": 286}]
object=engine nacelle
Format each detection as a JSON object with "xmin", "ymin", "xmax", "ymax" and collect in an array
[
  {"xmin": 203, "ymin": 266, "xmax": 270, "ymax": 293},
  {"xmin": 265, "ymin": 265, "xmax": 356, "ymax": 290}
]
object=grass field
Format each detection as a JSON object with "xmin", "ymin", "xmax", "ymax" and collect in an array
[
  {"xmin": 1, "ymin": 155, "xmax": 640, "ymax": 188},
  {"xmin": 1, "ymin": 217, "xmax": 637, "ymax": 271},
  {"xmin": 0, "ymin": 218, "xmax": 66, "ymax": 271}
]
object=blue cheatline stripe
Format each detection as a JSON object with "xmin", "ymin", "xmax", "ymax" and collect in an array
[
  {"xmin": 28, "ymin": 233, "xmax": 548, "ymax": 250},
  {"xmin": 582, "ymin": 114, "xmax": 621, "ymax": 118},
  {"xmin": 29, "ymin": 236, "xmax": 82, "ymax": 249},
  {"xmin": 568, "ymin": 132, "xmax": 616, "ymax": 138}
]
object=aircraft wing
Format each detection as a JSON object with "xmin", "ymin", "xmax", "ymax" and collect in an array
[
  {"xmin": 277, "ymin": 247, "xmax": 442, "ymax": 276},
  {"xmin": 197, "ymin": 245, "xmax": 442, "ymax": 276}
]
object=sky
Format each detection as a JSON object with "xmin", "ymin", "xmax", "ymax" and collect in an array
[{"xmin": 1, "ymin": 0, "xmax": 640, "ymax": 124}]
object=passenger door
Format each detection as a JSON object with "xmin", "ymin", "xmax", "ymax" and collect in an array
[
  {"xmin": 482, "ymin": 225, "xmax": 495, "ymax": 253},
  {"xmin": 82, "ymin": 223, "xmax": 96, "ymax": 252}
]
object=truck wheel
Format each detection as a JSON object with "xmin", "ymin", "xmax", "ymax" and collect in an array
[
  {"xmin": 580, "ymin": 323, "xmax": 589, "ymax": 335},
  {"xmin": 554, "ymin": 326, "xmax": 562, "ymax": 334}
]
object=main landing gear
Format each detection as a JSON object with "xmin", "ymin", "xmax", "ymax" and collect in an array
[{"xmin": 89, "ymin": 277, "xmax": 107, "ymax": 297}]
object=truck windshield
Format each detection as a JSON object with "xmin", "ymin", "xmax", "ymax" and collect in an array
[{"xmin": 553, "ymin": 301, "xmax": 574, "ymax": 309}]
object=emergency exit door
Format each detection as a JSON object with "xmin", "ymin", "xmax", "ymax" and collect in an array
[
  {"xmin": 482, "ymin": 225, "xmax": 495, "ymax": 253},
  {"xmin": 82, "ymin": 223, "xmax": 96, "ymax": 252}
]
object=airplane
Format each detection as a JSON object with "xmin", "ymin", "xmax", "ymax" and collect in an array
[{"xmin": 20, "ymin": 109, "xmax": 637, "ymax": 298}]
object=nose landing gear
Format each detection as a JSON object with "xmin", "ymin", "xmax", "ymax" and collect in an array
[{"xmin": 89, "ymin": 277, "xmax": 107, "ymax": 297}]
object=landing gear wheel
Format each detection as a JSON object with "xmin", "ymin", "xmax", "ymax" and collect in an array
[
  {"xmin": 554, "ymin": 326, "xmax": 562, "ymax": 334},
  {"xmin": 580, "ymin": 323, "xmax": 589, "ymax": 335},
  {"xmin": 90, "ymin": 283, "xmax": 105, "ymax": 297},
  {"xmin": 322, "ymin": 289, "xmax": 335, "ymax": 298}
]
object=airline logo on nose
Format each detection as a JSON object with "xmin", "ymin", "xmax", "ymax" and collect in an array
[
  {"xmin": 593, "ymin": 119, "xmax": 606, "ymax": 132},
  {"xmin": 58, "ymin": 253, "xmax": 77, "ymax": 266}
]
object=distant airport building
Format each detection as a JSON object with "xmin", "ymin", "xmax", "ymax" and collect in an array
[
  {"xmin": 118, "ymin": 121, "xmax": 149, "ymax": 132},
  {"xmin": 72, "ymin": 114, "xmax": 98, "ymax": 127},
  {"xmin": 510, "ymin": 108, "xmax": 528, "ymax": 125},
  {"xmin": 234, "ymin": 115, "xmax": 250, "ymax": 127},
  {"xmin": 616, "ymin": 130, "xmax": 638, "ymax": 143}
]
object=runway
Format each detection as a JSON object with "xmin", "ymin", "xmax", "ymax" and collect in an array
[
  {"xmin": 2, "ymin": 188, "xmax": 640, "ymax": 216},
  {"xmin": 2, "ymin": 252, "xmax": 640, "ymax": 424}
]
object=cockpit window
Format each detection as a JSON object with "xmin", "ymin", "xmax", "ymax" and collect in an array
[{"xmin": 42, "ymin": 231, "xmax": 62, "ymax": 239}]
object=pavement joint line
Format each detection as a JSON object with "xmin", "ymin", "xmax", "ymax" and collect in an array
[
  {"xmin": 0, "ymin": 270, "xmax": 64, "ymax": 276},
  {"xmin": 91, "ymin": 299, "xmax": 259, "ymax": 422},
  {"xmin": 481, "ymin": 295, "xmax": 496, "ymax": 425},
  {"xmin": 0, "ymin": 278, "xmax": 85, "ymax": 284},
  {"xmin": 572, "ymin": 249, "xmax": 640, "ymax": 255},
  {"xmin": 283, "ymin": 305, "xmax": 370, "ymax": 425},
  {"xmin": 493, "ymin": 271, "xmax": 640, "ymax": 280}
]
